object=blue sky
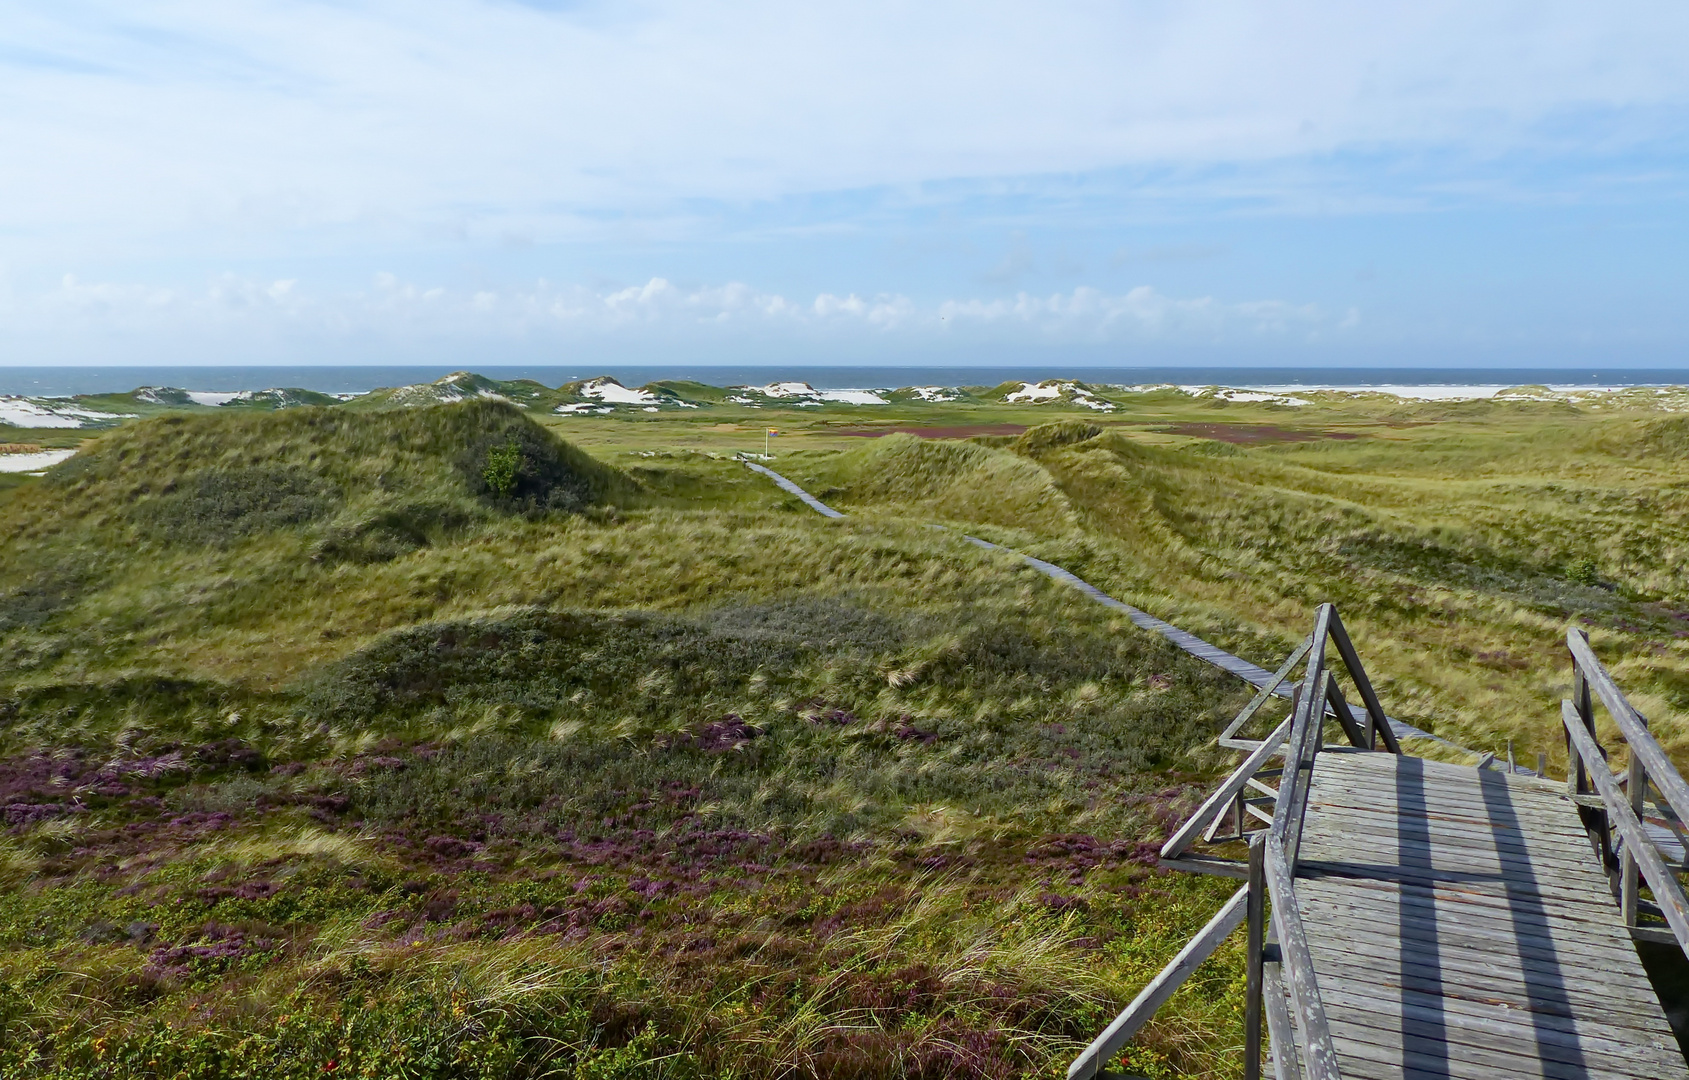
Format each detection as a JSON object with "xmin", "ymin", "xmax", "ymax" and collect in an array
[{"xmin": 3, "ymin": 1, "xmax": 1688, "ymax": 369}]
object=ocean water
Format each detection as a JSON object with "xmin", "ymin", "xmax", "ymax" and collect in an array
[{"xmin": 3, "ymin": 364, "xmax": 1689, "ymax": 398}]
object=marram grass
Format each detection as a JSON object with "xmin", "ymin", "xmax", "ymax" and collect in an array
[{"xmin": 5, "ymin": 392, "xmax": 1689, "ymax": 1077}]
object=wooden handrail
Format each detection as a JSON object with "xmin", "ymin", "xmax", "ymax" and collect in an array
[
  {"xmin": 1265, "ymin": 835, "xmax": 1344, "ymax": 1080},
  {"xmin": 1567, "ymin": 628, "xmax": 1689, "ymax": 830},
  {"xmin": 1561, "ymin": 699, "xmax": 1689, "ymax": 951},
  {"xmin": 1327, "ymin": 607, "xmax": 1401, "ymax": 754},
  {"xmin": 1162, "ymin": 716, "xmax": 1293, "ymax": 860},
  {"xmin": 1276, "ymin": 671, "xmax": 1330, "ymax": 866},
  {"xmin": 1066, "ymin": 884, "xmax": 1251, "ymax": 1080},
  {"xmin": 1219, "ymin": 636, "xmax": 1313, "ymax": 749}
]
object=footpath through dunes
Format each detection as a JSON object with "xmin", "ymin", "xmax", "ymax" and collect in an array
[
  {"xmin": 746, "ymin": 453, "xmax": 1689, "ymax": 1079},
  {"xmin": 741, "ymin": 456, "xmax": 1446, "ymax": 749}
]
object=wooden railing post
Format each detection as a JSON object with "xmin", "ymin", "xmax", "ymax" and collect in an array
[
  {"xmin": 1624, "ymin": 729, "xmax": 1648, "ymax": 928},
  {"xmin": 1245, "ymin": 834, "xmax": 1265, "ymax": 1080},
  {"xmin": 1570, "ymin": 627, "xmax": 1596, "ymax": 798},
  {"xmin": 1568, "ymin": 628, "xmax": 1617, "ymax": 875}
]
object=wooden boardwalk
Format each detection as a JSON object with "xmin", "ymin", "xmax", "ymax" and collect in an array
[
  {"xmin": 748, "ymin": 463, "xmax": 1689, "ymax": 1079},
  {"xmin": 1293, "ymin": 751, "xmax": 1686, "ymax": 1080},
  {"xmin": 1074, "ymin": 615, "xmax": 1689, "ymax": 1080}
]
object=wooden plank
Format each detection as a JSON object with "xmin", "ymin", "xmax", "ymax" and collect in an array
[
  {"xmin": 1265, "ymin": 834, "xmax": 1343, "ymax": 1080},
  {"xmin": 1323, "ymin": 670, "xmax": 1371, "ymax": 750},
  {"xmin": 1302, "ymin": 800, "xmax": 1596, "ymax": 849},
  {"xmin": 1296, "ymin": 843, "xmax": 1623, "ymax": 911},
  {"xmin": 1308, "ymin": 769, "xmax": 1587, "ymax": 809},
  {"xmin": 1309, "ymin": 771, "xmax": 1582, "ymax": 808},
  {"xmin": 1327, "ymin": 607, "xmax": 1402, "ymax": 755},
  {"xmin": 1569, "ymin": 629, "xmax": 1689, "ymax": 833},
  {"xmin": 1277, "ymin": 669, "xmax": 1330, "ymax": 864},
  {"xmin": 1327, "ymin": 1019, "xmax": 1685, "ymax": 1080},
  {"xmin": 1298, "ymin": 837, "xmax": 1614, "ymax": 881},
  {"xmin": 1299, "ymin": 882, "xmax": 1646, "ymax": 948},
  {"xmin": 1322, "ymin": 999, "xmax": 1685, "ymax": 1076},
  {"xmin": 1563, "ymin": 699, "xmax": 1689, "ymax": 951},
  {"xmin": 1245, "ymin": 838, "xmax": 1265, "ymax": 1080},
  {"xmin": 1159, "ymin": 853, "xmax": 1249, "ymax": 880},
  {"xmin": 1298, "ymin": 887, "xmax": 1647, "ymax": 951},
  {"xmin": 1297, "ymin": 851, "xmax": 1620, "ymax": 896},
  {"xmin": 1299, "ymin": 891, "xmax": 1645, "ymax": 959},
  {"xmin": 1299, "ymin": 896, "xmax": 1645, "ymax": 961},
  {"xmin": 1297, "ymin": 859, "xmax": 1641, "ymax": 910},
  {"xmin": 1261, "ymin": 961, "xmax": 1302, "ymax": 1080},
  {"xmin": 1313, "ymin": 981, "xmax": 1681, "ymax": 1059},
  {"xmin": 1298, "ymin": 824, "xmax": 1615, "ymax": 873},
  {"xmin": 1306, "ymin": 951, "xmax": 1670, "ymax": 1018},
  {"xmin": 1219, "ymin": 636, "xmax": 1311, "ymax": 744},
  {"xmin": 1162, "ymin": 715, "xmax": 1292, "ymax": 859},
  {"xmin": 1328, "ymin": 750, "xmax": 1566, "ymax": 791},
  {"xmin": 1309, "ymin": 779, "xmax": 1584, "ymax": 820},
  {"xmin": 1066, "ymin": 885, "xmax": 1249, "ymax": 1080}
]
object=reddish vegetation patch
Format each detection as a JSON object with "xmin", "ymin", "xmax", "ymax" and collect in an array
[
  {"xmin": 1157, "ymin": 422, "xmax": 1361, "ymax": 444},
  {"xmin": 837, "ymin": 424, "xmax": 1028, "ymax": 439}
]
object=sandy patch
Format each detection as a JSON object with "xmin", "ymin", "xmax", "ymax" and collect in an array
[{"xmin": 0, "ymin": 448, "xmax": 76, "ymax": 472}]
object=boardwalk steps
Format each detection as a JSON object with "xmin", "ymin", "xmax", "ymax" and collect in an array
[
  {"xmin": 738, "ymin": 461, "xmax": 1689, "ymax": 1076},
  {"xmin": 1072, "ymin": 607, "xmax": 1689, "ymax": 1080}
]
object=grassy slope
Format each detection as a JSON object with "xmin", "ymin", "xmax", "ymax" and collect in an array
[
  {"xmin": 0, "ymin": 402, "xmax": 1251, "ymax": 1079},
  {"xmin": 783, "ymin": 401, "xmax": 1689, "ymax": 773},
  {"xmin": 7, "ymin": 386, "xmax": 1689, "ymax": 1077}
]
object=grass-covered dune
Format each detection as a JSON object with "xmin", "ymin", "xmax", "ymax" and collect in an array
[
  {"xmin": 0, "ymin": 403, "xmax": 1252, "ymax": 1079},
  {"xmin": 779, "ymin": 408, "xmax": 1689, "ymax": 773}
]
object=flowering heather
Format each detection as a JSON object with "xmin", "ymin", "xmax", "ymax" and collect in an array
[{"xmin": 0, "ymin": 402, "xmax": 1348, "ymax": 1079}]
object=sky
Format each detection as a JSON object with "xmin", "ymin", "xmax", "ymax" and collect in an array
[{"xmin": 2, "ymin": 1, "xmax": 1688, "ymax": 370}]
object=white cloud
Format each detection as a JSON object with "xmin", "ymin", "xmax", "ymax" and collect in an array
[
  {"xmin": 3, "ymin": 272, "xmax": 1344, "ymax": 352},
  {"xmin": 2, "ymin": 1, "xmax": 1686, "ymax": 255}
]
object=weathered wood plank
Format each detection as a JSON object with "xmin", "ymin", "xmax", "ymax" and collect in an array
[
  {"xmin": 1261, "ymin": 961, "xmax": 1302, "ymax": 1080},
  {"xmin": 1265, "ymin": 834, "xmax": 1343, "ymax": 1080},
  {"xmin": 1562, "ymin": 699, "xmax": 1689, "ymax": 951},
  {"xmin": 1161, "ymin": 716, "xmax": 1292, "ymax": 859},
  {"xmin": 1307, "ymin": 952, "xmax": 1670, "ymax": 1018},
  {"xmin": 1569, "ymin": 629, "xmax": 1689, "ymax": 832},
  {"xmin": 1314, "ymin": 982, "xmax": 1682, "ymax": 1059},
  {"xmin": 1326, "ymin": 607, "xmax": 1401, "ymax": 755},
  {"xmin": 1066, "ymin": 885, "xmax": 1248, "ymax": 1080},
  {"xmin": 1299, "ymin": 892, "xmax": 1646, "ymax": 959},
  {"xmin": 1219, "ymin": 636, "xmax": 1311, "ymax": 745},
  {"xmin": 1300, "ymin": 806, "xmax": 1599, "ymax": 853},
  {"xmin": 1328, "ymin": 1020, "xmax": 1683, "ymax": 1080}
]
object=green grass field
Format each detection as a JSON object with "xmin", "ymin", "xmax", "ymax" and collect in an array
[{"xmin": 2, "ymin": 377, "xmax": 1687, "ymax": 1078}]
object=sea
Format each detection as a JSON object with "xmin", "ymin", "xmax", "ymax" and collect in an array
[{"xmin": 3, "ymin": 365, "xmax": 1689, "ymax": 398}]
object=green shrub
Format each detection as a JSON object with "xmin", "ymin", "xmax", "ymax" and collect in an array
[
  {"xmin": 1566, "ymin": 557, "xmax": 1602, "ymax": 588},
  {"xmin": 481, "ymin": 441, "xmax": 523, "ymax": 498}
]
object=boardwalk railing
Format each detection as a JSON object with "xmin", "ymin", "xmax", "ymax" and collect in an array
[
  {"xmin": 1073, "ymin": 618, "xmax": 1689, "ymax": 1080},
  {"xmin": 1073, "ymin": 604, "xmax": 1396, "ymax": 1080},
  {"xmin": 1563, "ymin": 627, "xmax": 1689, "ymax": 951}
]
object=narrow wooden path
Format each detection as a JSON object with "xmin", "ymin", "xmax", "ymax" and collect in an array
[
  {"xmin": 749, "ymin": 461, "xmax": 1689, "ymax": 1078},
  {"xmin": 744, "ymin": 459, "xmax": 1449, "ymax": 745},
  {"xmin": 1294, "ymin": 751, "xmax": 1685, "ymax": 1080}
]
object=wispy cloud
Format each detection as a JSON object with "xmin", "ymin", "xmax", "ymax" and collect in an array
[
  {"xmin": 16, "ymin": 273, "xmax": 1341, "ymax": 347},
  {"xmin": 3, "ymin": 3, "xmax": 1687, "ymax": 366},
  {"xmin": 4, "ymin": 1, "xmax": 1688, "ymax": 248}
]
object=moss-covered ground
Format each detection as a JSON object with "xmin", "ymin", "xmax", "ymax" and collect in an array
[{"xmin": 2, "ymin": 381, "xmax": 1688, "ymax": 1077}]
